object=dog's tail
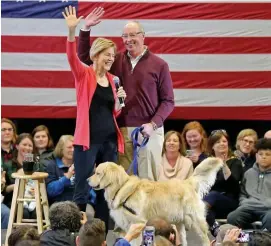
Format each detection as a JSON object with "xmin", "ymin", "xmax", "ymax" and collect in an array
[{"xmin": 188, "ymin": 157, "xmax": 223, "ymax": 198}]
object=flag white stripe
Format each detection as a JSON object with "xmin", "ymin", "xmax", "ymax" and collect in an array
[
  {"xmin": 2, "ymin": 53, "xmax": 271, "ymax": 72},
  {"xmin": 2, "ymin": 18, "xmax": 271, "ymax": 37},
  {"xmin": 2, "ymin": 88, "xmax": 271, "ymax": 107}
]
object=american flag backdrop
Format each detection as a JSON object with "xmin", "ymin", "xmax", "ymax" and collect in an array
[{"xmin": 1, "ymin": 0, "xmax": 271, "ymax": 120}]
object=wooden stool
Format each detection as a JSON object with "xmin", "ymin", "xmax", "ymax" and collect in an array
[{"xmin": 5, "ymin": 172, "xmax": 50, "ymax": 246}]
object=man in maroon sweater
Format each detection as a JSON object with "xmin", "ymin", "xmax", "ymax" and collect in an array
[{"xmin": 78, "ymin": 7, "xmax": 174, "ymax": 181}]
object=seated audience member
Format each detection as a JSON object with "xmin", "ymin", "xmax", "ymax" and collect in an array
[
  {"xmin": 158, "ymin": 131, "xmax": 193, "ymax": 181},
  {"xmin": 76, "ymin": 219, "xmax": 106, "ymax": 246},
  {"xmin": 222, "ymin": 242, "xmax": 237, "ymax": 246},
  {"xmin": 114, "ymin": 224, "xmax": 147, "ymax": 246},
  {"xmin": 210, "ymin": 224, "xmax": 239, "ymax": 246},
  {"xmin": 23, "ymin": 177, "xmax": 36, "ymax": 214},
  {"xmin": 204, "ymin": 130, "xmax": 243, "ymax": 236},
  {"xmin": 264, "ymin": 130, "xmax": 271, "ymax": 139},
  {"xmin": 32, "ymin": 125, "xmax": 54, "ymax": 170},
  {"xmin": 155, "ymin": 235, "xmax": 174, "ymax": 246},
  {"xmin": 3, "ymin": 133, "xmax": 39, "ymax": 219},
  {"xmin": 146, "ymin": 217, "xmax": 181, "ymax": 246},
  {"xmin": 214, "ymin": 228, "xmax": 271, "ymax": 246},
  {"xmin": 45, "ymin": 135, "xmax": 75, "ymax": 204},
  {"xmin": 1, "ymin": 168, "xmax": 10, "ymax": 229},
  {"xmin": 181, "ymin": 121, "xmax": 208, "ymax": 168},
  {"xmin": 227, "ymin": 138, "xmax": 271, "ymax": 232},
  {"xmin": 1, "ymin": 118, "xmax": 17, "ymax": 165},
  {"xmin": 234, "ymin": 129, "xmax": 258, "ymax": 173},
  {"xmin": 40, "ymin": 201, "xmax": 83, "ymax": 246},
  {"xmin": 15, "ymin": 240, "xmax": 40, "ymax": 246},
  {"xmin": 248, "ymin": 231, "xmax": 271, "ymax": 246},
  {"xmin": 8, "ymin": 225, "xmax": 40, "ymax": 246}
]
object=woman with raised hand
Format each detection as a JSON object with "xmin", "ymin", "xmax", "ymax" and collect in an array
[
  {"xmin": 62, "ymin": 6, "xmax": 126, "ymax": 233},
  {"xmin": 204, "ymin": 130, "xmax": 243, "ymax": 237}
]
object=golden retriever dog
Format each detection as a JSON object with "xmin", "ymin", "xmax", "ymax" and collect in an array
[{"xmin": 89, "ymin": 157, "xmax": 223, "ymax": 246}]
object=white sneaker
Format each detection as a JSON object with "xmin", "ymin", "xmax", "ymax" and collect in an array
[{"xmin": 28, "ymin": 202, "xmax": 36, "ymax": 212}]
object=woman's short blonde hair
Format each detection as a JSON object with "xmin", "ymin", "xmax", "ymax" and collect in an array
[
  {"xmin": 54, "ymin": 135, "xmax": 74, "ymax": 159},
  {"xmin": 235, "ymin": 129, "xmax": 258, "ymax": 150},
  {"xmin": 89, "ymin": 38, "xmax": 117, "ymax": 61}
]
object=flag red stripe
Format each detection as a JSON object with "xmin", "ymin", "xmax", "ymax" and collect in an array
[
  {"xmin": 2, "ymin": 105, "xmax": 271, "ymax": 120},
  {"xmin": 3, "ymin": 36, "xmax": 271, "ymax": 54},
  {"xmin": 78, "ymin": 2, "xmax": 271, "ymax": 20},
  {"xmin": 2, "ymin": 70, "xmax": 271, "ymax": 89}
]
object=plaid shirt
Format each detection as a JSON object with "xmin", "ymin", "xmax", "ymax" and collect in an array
[
  {"xmin": 2, "ymin": 159, "xmax": 19, "ymax": 185},
  {"xmin": 1, "ymin": 146, "xmax": 14, "ymax": 164}
]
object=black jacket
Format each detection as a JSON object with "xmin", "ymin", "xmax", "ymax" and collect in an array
[{"xmin": 40, "ymin": 229, "xmax": 77, "ymax": 246}]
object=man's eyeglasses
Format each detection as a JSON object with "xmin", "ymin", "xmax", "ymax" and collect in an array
[
  {"xmin": 210, "ymin": 129, "xmax": 227, "ymax": 136},
  {"xmin": 121, "ymin": 32, "xmax": 143, "ymax": 39},
  {"xmin": 1, "ymin": 128, "xmax": 13, "ymax": 132}
]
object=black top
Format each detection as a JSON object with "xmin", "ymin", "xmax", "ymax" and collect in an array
[
  {"xmin": 211, "ymin": 158, "xmax": 243, "ymax": 200},
  {"xmin": 241, "ymin": 154, "xmax": 256, "ymax": 174},
  {"xmin": 40, "ymin": 229, "xmax": 77, "ymax": 246},
  {"xmin": 193, "ymin": 152, "xmax": 208, "ymax": 168},
  {"xmin": 89, "ymin": 83, "xmax": 117, "ymax": 144}
]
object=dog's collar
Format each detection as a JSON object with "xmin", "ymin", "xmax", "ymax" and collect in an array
[
  {"xmin": 122, "ymin": 197, "xmax": 137, "ymax": 215},
  {"xmin": 111, "ymin": 179, "xmax": 137, "ymax": 215}
]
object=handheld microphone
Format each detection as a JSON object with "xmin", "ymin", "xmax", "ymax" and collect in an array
[{"xmin": 113, "ymin": 76, "xmax": 125, "ymax": 108}]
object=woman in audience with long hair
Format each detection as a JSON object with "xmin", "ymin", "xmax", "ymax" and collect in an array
[
  {"xmin": 32, "ymin": 125, "xmax": 54, "ymax": 170},
  {"xmin": 204, "ymin": 130, "xmax": 243, "ymax": 237},
  {"xmin": 158, "ymin": 131, "xmax": 193, "ymax": 181},
  {"xmin": 2, "ymin": 133, "xmax": 38, "ymax": 219},
  {"xmin": 181, "ymin": 121, "xmax": 208, "ymax": 168},
  {"xmin": 45, "ymin": 135, "xmax": 75, "ymax": 205},
  {"xmin": 1, "ymin": 118, "xmax": 17, "ymax": 165},
  {"xmin": 234, "ymin": 129, "xmax": 258, "ymax": 174}
]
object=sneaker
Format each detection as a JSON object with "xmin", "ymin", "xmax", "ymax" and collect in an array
[{"xmin": 210, "ymin": 221, "xmax": 220, "ymax": 237}]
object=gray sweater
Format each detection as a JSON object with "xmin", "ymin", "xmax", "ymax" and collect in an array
[{"xmin": 240, "ymin": 163, "xmax": 271, "ymax": 209}]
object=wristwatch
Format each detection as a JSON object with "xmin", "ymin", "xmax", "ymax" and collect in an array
[{"xmin": 150, "ymin": 121, "xmax": 158, "ymax": 131}]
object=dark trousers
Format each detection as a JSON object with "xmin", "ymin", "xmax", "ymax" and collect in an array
[
  {"xmin": 227, "ymin": 206, "xmax": 271, "ymax": 231},
  {"xmin": 73, "ymin": 141, "xmax": 117, "ymax": 233},
  {"xmin": 204, "ymin": 191, "xmax": 238, "ymax": 227}
]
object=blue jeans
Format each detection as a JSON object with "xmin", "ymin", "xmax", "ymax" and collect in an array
[{"xmin": 1, "ymin": 203, "xmax": 10, "ymax": 229}]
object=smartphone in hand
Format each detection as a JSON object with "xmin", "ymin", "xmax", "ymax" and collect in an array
[
  {"xmin": 142, "ymin": 226, "xmax": 155, "ymax": 246},
  {"xmin": 186, "ymin": 150, "xmax": 194, "ymax": 157},
  {"xmin": 236, "ymin": 230, "xmax": 251, "ymax": 243}
]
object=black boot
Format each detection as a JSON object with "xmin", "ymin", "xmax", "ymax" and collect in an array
[{"xmin": 210, "ymin": 220, "xmax": 220, "ymax": 237}]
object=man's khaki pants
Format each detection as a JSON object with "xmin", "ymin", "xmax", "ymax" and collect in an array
[{"xmin": 117, "ymin": 126, "xmax": 164, "ymax": 181}]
